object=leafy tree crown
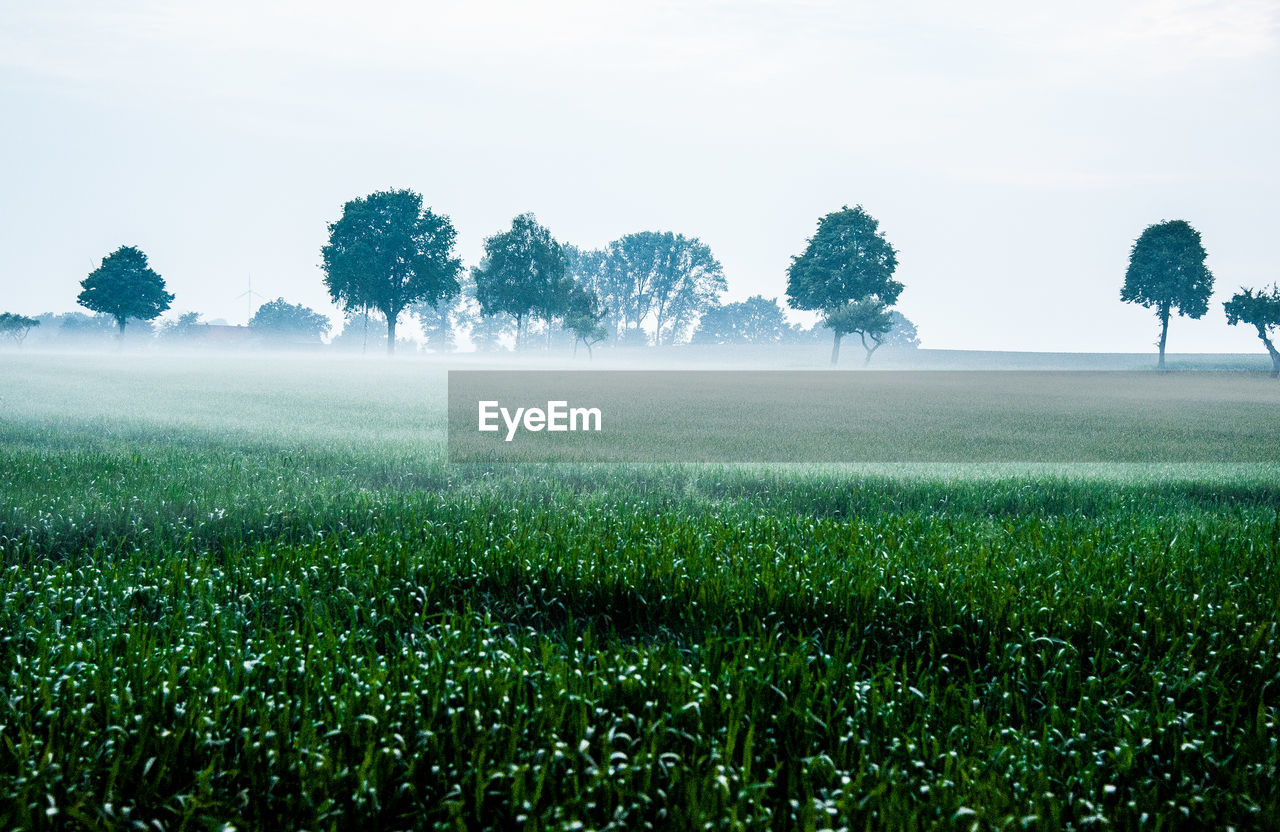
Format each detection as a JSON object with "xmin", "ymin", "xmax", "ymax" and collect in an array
[
  {"xmin": 1223, "ymin": 285, "xmax": 1280, "ymax": 331},
  {"xmin": 823, "ymin": 297, "xmax": 892, "ymax": 339},
  {"xmin": 0, "ymin": 313, "xmax": 40, "ymax": 344},
  {"xmin": 1121, "ymin": 220, "xmax": 1214, "ymax": 318},
  {"xmin": 473, "ymin": 213, "xmax": 567, "ymax": 322},
  {"xmin": 786, "ymin": 206, "xmax": 901, "ymax": 312},
  {"xmin": 249, "ymin": 298, "xmax": 332, "ymax": 339},
  {"xmin": 562, "ymin": 284, "xmax": 607, "ymax": 344},
  {"xmin": 321, "ymin": 190, "xmax": 462, "ymax": 319},
  {"xmin": 77, "ymin": 245, "xmax": 174, "ymax": 324}
]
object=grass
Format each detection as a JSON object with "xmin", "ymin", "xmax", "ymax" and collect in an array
[
  {"xmin": 446, "ymin": 370, "xmax": 1280, "ymax": 463},
  {"xmin": 1, "ymin": 353, "xmax": 1278, "ymax": 830}
]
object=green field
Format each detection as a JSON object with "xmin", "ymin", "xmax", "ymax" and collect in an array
[{"xmin": 2, "ymin": 354, "xmax": 1278, "ymax": 830}]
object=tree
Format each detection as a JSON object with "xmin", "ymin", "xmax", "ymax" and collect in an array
[
  {"xmin": 321, "ymin": 189, "xmax": 462, "ymax": 355},
  {"xmin": 331, "ymin": 310, "xmax": 387, "ymax": 353},
  {"xmin": 781, "ymin": 323, "xmax": 828, "ymax": 344},
  {"xmin": 564, "ymin": 245, "xmax": 615, "ymax": 337},
  {"xmin": 786, "ymin": 206, "xmax": 902, "ymax": 365},
  {"xmin": 77, "ymin": 246, "xmax": 173, "ymax": 337},
  {"xmin": 881, "ymin": 310, "xmax": 921, "ymax": 349},
  {"xmin": 0, "ymin": 313, "xmax": 39, "ymax": 347},
  {"xmin": 1121, "ymin": 220, "xmax": 1214, "ymax": 370},
  {"xmin": 562, "ymin": 283, "xmax": 607, "ymax": 358},
  {"xmin": 160, "ymin": 311, "xmax": 204, "ymax": 341},
  {"xmin": 779, "ymin": 310, "xmax": 919, "ymax": 348},
  {"xmin": 1224, "ymin": 285, "xmax": 1280, "ymax": 377},
  {"xmin": 411, "ymin": 289, "xmax": 466, "ymax": 352},
  {"xmin": 249, "ymin": 298, "xmax": 331, "ymax": 343},
  {"xmin": 594, "ymin": 237, "xmax": 649, "ymax": 342},
  {"xmin": 691, "ymin": 296, "xmax": 790, "ymax": 345},
  {"xmin": 57, "ymin": 312, "xmax": 118, "ymax": 340},
  {"xmin": 592, "ymin": 232, "xmax": 726, "ymax": 345},
  {"xmin": 823, "ymin": 298, "xmax": 894, "ymax": 365},
  {"xmin": 472, "ymin": 213, "xmax": 566, "ymax": 349},
  {"xmin": 646, "ymin": 233, "xmax": 725, "ymax": 345}
]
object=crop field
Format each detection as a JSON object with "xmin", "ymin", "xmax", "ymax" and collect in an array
[{"xmin": 1, "ymin": 354, "xmax": 1279, "ymax": 831}]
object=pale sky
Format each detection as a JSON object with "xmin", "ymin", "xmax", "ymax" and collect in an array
[{"xmin": 2, "ymin": 0, "xmax": 1277, "ymax": 351}]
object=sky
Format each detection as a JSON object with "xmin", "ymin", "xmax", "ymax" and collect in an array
[{"xmin": 1, "ymin": 0, "xmax": 1278, "ymax": 352}]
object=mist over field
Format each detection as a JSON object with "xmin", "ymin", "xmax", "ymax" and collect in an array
[{"xmin": 3, "ymin": 350, "xmax": 1279, "ymax": 829}]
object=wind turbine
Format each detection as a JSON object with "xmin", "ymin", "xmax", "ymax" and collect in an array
[{"xmin": 237, "ymin": 273, "xmax": 266, "ymax": 324}]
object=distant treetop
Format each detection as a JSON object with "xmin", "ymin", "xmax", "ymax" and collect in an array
[
  {"xmin": 249, "ymin": 298, "xmax": 332, "ymax": 342},
  {"xmin": 321, "ymin": 189, "xmax": 462, "ymax": 354},
  {"xmin": 786, "ymin": 205, "xmax": 903, "ymax": 365},
  {"xmin": 1121, "ymin": 219, "xmax": 1214, "ymax": 369},
  {"xmin": 77, "ymin": 245, "xmax": 174, "ymax": 336}
]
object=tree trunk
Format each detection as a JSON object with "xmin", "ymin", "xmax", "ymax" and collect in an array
[
  {"xmin": 1157, "ymin": 305, "xmax": 1170, "ymax": 370},
  {"xmin": 116, "ymin": 316, "xmax": 127, "ymax": 339},
  {"xmin": 1259, "ymin": 324, "xmax": 1280, "ymax": 378},
  {"xmin": 386, "ymin": 314, "xmax": 397, "ymax": 355},
  {"xmin": 830, "ymin": 332, "xmax": 842, "ymax": 366},
  {"xmin": 860, "ymin": 332, "xmax": 881, "ymax": 366},
  {"xmin": 515, "ymin": 314, "xmax": 523, "ymax": 350}
]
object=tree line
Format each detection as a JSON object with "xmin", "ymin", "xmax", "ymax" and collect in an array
[{"xmin": 3, "ymin": 191, "xmax": 1277, "ymax": 371}]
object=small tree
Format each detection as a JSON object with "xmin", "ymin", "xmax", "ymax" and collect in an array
[
  {"xmin": 0, "ymin": 313, "xmax": 39, "ymax": 347},
  {"xmin": 1121, "ymin": 220, "xmax": 1214, "ymax": 370},
  {"xmin": 562, "ymin": 284, "xmax": 607, "ymax": 358},
  {"xmin": 564, "ymin": 245, "xmax": 615, "ymax": 338},
  {"xmin": 77, "ymin": 246, "xmax": 173, "ymax": 337},
  {"xmin": 473, "ymin": 213, "xmax": 566, "ymax": 349},
  {"xmin": 822, "ymin": 298, "xmax": 894, "ymax": 365},
  {"xmin": 249, "ymin": 298, "xmax": 331, "ymax": 343},
  {"xmin": 321, "ymin": 189, "xmax": 462, "ymax": 355},
  {"xmin": 1224, "ymin": 285, "xmax": 1280, "ymax": 377},
  {"xmin": 786, "ymin": 206, "xmax": 902, "ymax": 365},
  {"xmin": 160, "ymin": 311, "xmax": 204, "ymax": 341}
]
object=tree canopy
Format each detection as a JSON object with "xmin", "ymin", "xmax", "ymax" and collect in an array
[
  {"xmin": 586, "ymin": 232, "xmax": 726, "ymax": 345},
  {"xmin": 77, "ymin": 246, "xmax": 174, "ymax": 335},
  {"xmin": 0, "ymin": 313, "xmax": 39, "ymax": 347},
  {"xmin": 823, "ymin": 298, "xmax": 896, "ymax": 365},
  {"xmin": 880, "ymin": 310, "xmax": 921, "ymax": 349},
  {"xmin": 409, "ymin": 289, "xmax": 466, "ymax": 353},
  {"xmin": 321, "ymin": 189, "xmax": 462, "ymax": 354},
  {"xmin": 691, "ymin": 296, "xmax": 790, "ymax": 345},
  {"xmin": 472, "ymin": 213, "xmax": 567, "ymax": 348},
  {"xmin": 249, "ymin": 298, "xmax": 332, "ymax": 343},
  {"xmin": 331, "ymin": 310, "xmax": 387, "ymax": 353},
  {"xmin": 159, "ymin": 312, "xmax": 204, "ymax": 341},
  {"xmin": 1224, "ymin": 284, "xmax": 1280, "ymax": 377},
  {"xmin": 1121, "ymin": 219, "xmax": 1214, "ymax": 369},
  {"xmin": 561, "ymin": 283, "xmax": 607, "ymax": 358},
  {"xmin": 786, "ymin": 206, "xmax": 902, "ymax": 365}
]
